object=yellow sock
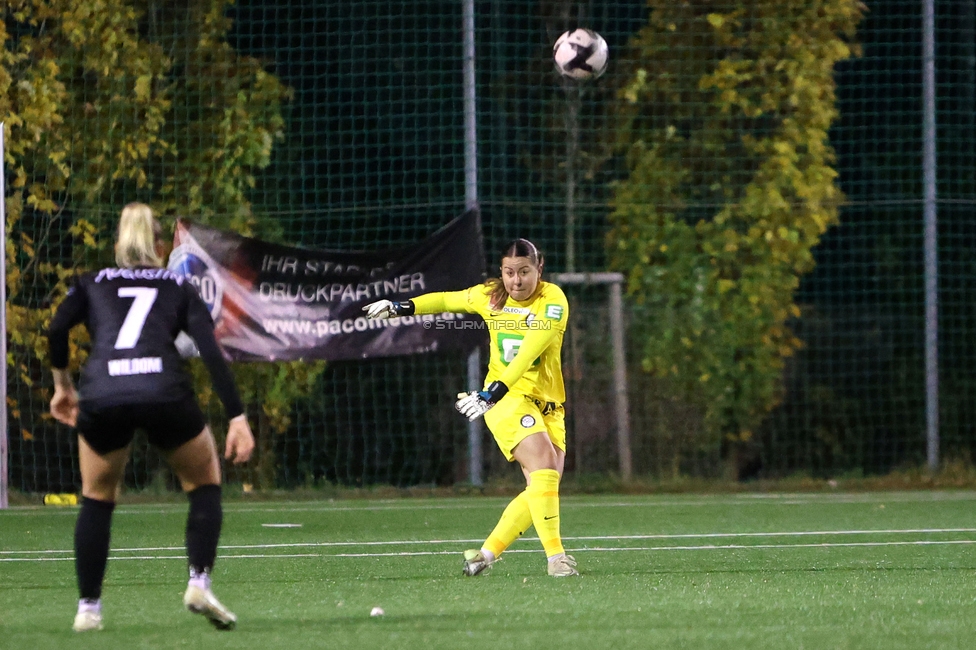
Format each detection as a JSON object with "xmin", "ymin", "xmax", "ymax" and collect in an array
[
  {"xmin": 525, "ymin": 469, "xmax": 564, "ymax": 557},
  {"xmin": 482, "ymin": 492, "xmax": 533, "ymax": 558}
]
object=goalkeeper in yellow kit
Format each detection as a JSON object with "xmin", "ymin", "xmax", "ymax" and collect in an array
[{"xmin": 364, "ymin": 238, "xmax": 578, "ymax": 577}]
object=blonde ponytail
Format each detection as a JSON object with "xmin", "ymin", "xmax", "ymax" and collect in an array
[{"xmin": 115, "ymin": 203, "xmax": 163, "ymax": 268}]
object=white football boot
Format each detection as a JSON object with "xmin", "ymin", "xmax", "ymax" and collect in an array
[
  {"xmin": 72, "ymin": 599, "xmax": 103, "ymax": 632},
  {"xmin": 462, "ymin": 549, "xmax": 494, "ymax": 577},
  {"xmin": 547, "ymin": 554, "xmax": 579, "ymax": 577},
  {"xmin": 183, "ymin": 584, "xmax": 237, "ymax": 630}
]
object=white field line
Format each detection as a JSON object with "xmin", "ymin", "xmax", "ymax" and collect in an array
[
  {"xmin": 5, "ymin": 526, "xmax": 976, "ymax": 556},
  {"xmin": 4, "ymin": 539, "xmax": 976, "ymax": 563},
  {"xmin": 325, "ymin": 539, "xmax": 976, "ymax": 558},
  {"xmin": 4, "ymin": 528, "xmax": 976, "ymax": 561},
  {"xmin": 4, "ymin": 491, "xmax": 976, "ymax": 516}
]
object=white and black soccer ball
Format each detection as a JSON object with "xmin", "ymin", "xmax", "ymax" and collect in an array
[{"xmin": 553, "ymin": 29, "xmax": 609, "ymax": 81}]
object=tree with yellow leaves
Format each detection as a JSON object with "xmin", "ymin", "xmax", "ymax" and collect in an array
[
  {"xmin": 609, "ymin": 0, "xmax": 864, "ymax": 466},
  {"xmin": 1, "ymin": 0, "xmax": 319, "ymax": 487}
]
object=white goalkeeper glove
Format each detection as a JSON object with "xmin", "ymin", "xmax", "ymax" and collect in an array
[
  {"xmin": 455, "ymin": 381, "xmax": 509, "ymax": 421},
  {"xmin": 363, "ymin": 299, "xmax": 415, "ymax": 319}
]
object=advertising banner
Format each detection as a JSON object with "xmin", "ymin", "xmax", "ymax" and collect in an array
[{"xmin": 168, "ymin": 211, "xmax": 486, "ymax": 361}]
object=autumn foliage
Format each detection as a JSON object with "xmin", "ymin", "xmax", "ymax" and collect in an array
[
  {"xmin": 1, "ymin": 1, "xmax": 317, "ymax": 472},
  {"xmin": 609, "ymin": 0, "xmax": 864, "ymax": 446}
]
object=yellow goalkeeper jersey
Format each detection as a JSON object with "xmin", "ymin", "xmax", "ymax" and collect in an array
[{"xmin": 412, "ymin": 281, "xmax": 569, "ymax": 403}]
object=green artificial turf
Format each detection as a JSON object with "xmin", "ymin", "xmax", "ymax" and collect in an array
[{"xmin": 2, "ymin": 491, "xmax": 976, "ymax": 649}]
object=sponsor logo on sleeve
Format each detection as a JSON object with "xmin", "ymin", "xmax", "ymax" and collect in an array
[{"xmin": 544, "ymin": 304, "xmax": 564, "ymax": 321}]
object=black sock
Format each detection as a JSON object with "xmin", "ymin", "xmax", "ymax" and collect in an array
[
  {"xmin": 186, "ymin": 484, "xmax": 222, "ymax": 577},
  {"xmin": 74, "ymin": 497, "xmax": 116, "ymax": 600}
]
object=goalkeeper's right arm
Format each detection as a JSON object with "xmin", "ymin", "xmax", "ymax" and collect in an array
[{"xmin": 363, "ymin": 290, "xmax": 473, "ymax": 319}]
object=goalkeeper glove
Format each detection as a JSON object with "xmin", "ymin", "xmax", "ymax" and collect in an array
[
  {"xmin": 363, "ymin": 299, "xmax": 415, "ymax": 319},
  {"xmin": 455, "ymin": 381, "xmax": 509, "ymax": 421}
]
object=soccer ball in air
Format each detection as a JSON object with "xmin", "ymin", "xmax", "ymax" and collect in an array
[{"xmin": 553, "ymin": 29, "xmax": 608, "ymax": 81}]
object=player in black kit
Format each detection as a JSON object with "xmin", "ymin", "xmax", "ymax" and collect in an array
[{"xmin": 47, "ymin": 203, "xmax": 255, "ymax": 633}]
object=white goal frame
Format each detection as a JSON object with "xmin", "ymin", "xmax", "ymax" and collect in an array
[
  {"xmin": 1, "ymin": 122, "xmax": 8, "ymax": 509},
  {"xmin": 550, "ymin": 272, "xmax": 632, "ymax": 481}
]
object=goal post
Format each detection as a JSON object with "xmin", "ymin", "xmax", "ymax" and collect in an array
[
  {"xmin": 1, "ymin": 122, "xmax": 8, "ymax": 509},
  {"xmin": 549, "ymin": 272, "xmax": 632, "ymax": 481}
]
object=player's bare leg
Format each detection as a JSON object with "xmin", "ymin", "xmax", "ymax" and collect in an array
[
  {"xmin": 165, "ymin": 427, "xmax": 236, "ymax": 630},
  {"xmin": 520, "ymin": 446, "xmax": 565, "ymax": 483},
  {"xmin": 73, "ymin": 437, "xmax": 129, "ymax": 632}
]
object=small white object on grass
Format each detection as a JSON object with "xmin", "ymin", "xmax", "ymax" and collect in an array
[
  {"xmin": 261, "ymin": 523, "xmax": 302, "ymax": 528},
  {"xmin": 370, "ymin": 606, "xmax": 385, "ymax": 617}
]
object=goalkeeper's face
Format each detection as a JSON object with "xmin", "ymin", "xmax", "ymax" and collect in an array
[{"xmin": 500, "ymin": 256, "xmax": 542, "ymax": 302}]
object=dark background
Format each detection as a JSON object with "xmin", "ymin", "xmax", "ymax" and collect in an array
[
  {"xmin": 12, "ymin": 1, "xmax": 975, "ymax": 491},
  {"xmin": 218, "ymin": 0, "xmax": 976, "ymax": 481}
]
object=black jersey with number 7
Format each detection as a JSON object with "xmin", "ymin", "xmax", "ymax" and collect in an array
[{"xmin": 47, "ymin": 267, "xmax": 244, "ymax": 418}]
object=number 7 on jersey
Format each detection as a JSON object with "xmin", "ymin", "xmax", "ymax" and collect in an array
[{"xmin": 114, "ymin": 287, "xmax": 158, "ymax": 349}]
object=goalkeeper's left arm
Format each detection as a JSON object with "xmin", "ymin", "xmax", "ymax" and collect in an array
[
  {"xmin": 455, "ymin": 325, "xmax": 561, "ymax": 421},
  {"xmin": 362, "ymin": 290, "xmax": 473, "ymax": 319}
]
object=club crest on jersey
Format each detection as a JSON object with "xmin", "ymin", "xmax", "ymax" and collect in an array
[
  {"xmin": 168, "ymin": 241, "xmax": 224, "ymax": 320},
  {"xmin": 520, "ymin": 415, "xmax": 536, "ymax": 428}
]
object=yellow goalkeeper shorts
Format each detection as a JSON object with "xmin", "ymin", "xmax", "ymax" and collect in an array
[{"xmin": 484, "ymin": 393, "xmax": 566, "ymax": 462}]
